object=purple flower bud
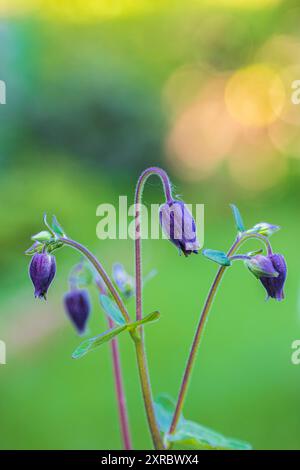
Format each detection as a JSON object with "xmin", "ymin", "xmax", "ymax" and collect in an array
[
  {"xmin": 29, "ymin": 252, "xmax": 56, "ymax": 299},
  {"xmin": 244, "ymin": 252, "xmax": 287, "ymax": 301},
  {"xmin": 159, "ymin": 200, "xmax": 199, "ymax": 257},
  {"xmin": 64, "ymin": 289, "xmax": 91, "ymax": 335},
  {"xmin": 245, "ymin": 254, "xmax": 278, "ymax": 279},
  {"xmin": 250, "ymin": 253, "xmax": 287, "ymax": 301}
]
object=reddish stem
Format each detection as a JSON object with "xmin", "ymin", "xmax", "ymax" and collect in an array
[{"xmin": 108, "ymin": 316, "xmax": 132, "ymax": 450}]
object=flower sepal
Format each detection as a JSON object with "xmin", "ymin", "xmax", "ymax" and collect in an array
[{"xmin": 245, "ymin": 254, "xmax": 279, "ymax": 279}]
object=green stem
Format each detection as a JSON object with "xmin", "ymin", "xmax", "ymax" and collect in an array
[
  {"xmin": 133, "ymin": 167, "xmax": 173, "ymax": 450},
  {"xmin": 60, "ymin": 236, "xmax": 163, "ymax": 449},
  {"xmin": 169, "ymin": 232, "xmax": 272, "ymax": 435},
  {"xmin": 60, "ymin": 237, "xmax": 131, "ymax": 323}
]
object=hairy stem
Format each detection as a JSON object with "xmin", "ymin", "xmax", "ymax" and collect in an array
[
  {"xmin": 108, "ymin": 316, "xmax": 133, "ymax": 450},
  {"xmin": 61, "ymin": 238, "xmax": 131, "ymax": 323},
  {"xmin": 133, "ymin": 167, "xmax": 173, "ymax": 449},
  {"xmin": 95, "ymin": 278, "xmax": 132, "ymax": 450},
  {"xmin": 169, "ymin": 232, "xmax": 272, "ymax": 435},
  {"xmin": 60, "ymin": 236, "xmax": 164, "ymax": 448}
]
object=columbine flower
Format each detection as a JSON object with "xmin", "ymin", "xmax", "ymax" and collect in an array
[
  {"xmin": 29, "ymin": 252, "xmax": 56, "ymax": 299},
  {"xmin": 64, "ymin": 288, "xmax": 91, "ymax": 335},
  {"xmin": 159, "ymin": 200, "xmax": 199, "ymax": 256},
  {"xmin": 246, "ymin": 253, "xmax": 287, "ymax": 301}
]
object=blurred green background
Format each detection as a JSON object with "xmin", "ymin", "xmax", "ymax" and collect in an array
[{"xmin": 0, "ymin": 0, "xmax": 300, "ymax": 450}]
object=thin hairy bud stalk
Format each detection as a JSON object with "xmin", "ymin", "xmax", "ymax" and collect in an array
[
  {"xmin": 169, "ymin": 232, "xmax": 272, "ymax": 435},
  {"xmin": 60, "ymin": 237, "xmax": 131, "ymax": 323},
  {"xmin": 60, "ymin": 235, "xmax": 163, "ymax": 449},
  {"xmin": 133, "ymin": 167, "xmax": 173, "ymax": 450}
]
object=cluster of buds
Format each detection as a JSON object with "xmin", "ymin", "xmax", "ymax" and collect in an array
[{"xmin": 203, "ymin": 211, "xmax": 287, "ymax": 302}]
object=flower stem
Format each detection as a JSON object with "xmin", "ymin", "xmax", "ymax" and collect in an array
[
  {"xmin": 95, "ymin": 278, "xmax": 132, "ymax": 450},
  {"xmin": 60, "ymin": 237, "xmax": 131, "ymax": 323},
  {"xmin": 108, "ymin": 316, "xmax": 133, "ymax": 450},
  {"xmin": 169, "ymin": 232, "xmax": 272, "ymax": 435},
  {"xmin": 133, "ymin": 167, "xmax": 173, "ymax": 450},
  {"xmin": 60, "ymin": 236, "xmax": 164, "ymax": 448}
]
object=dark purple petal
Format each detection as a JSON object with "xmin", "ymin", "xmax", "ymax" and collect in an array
[
  {"xmin": 29, "ymin": 252, "xmax": 56, "ymax": 299},
  {"xmin": 259, "ymin": 253, "xmax": 287, "ymax": 301},
  {"xmin": 159, "ymin": 200, "xmax": 199, "ymax": 256},
  {"xmin": 64, "ymin": 289, "xmax": 91, "ymax": 334}
]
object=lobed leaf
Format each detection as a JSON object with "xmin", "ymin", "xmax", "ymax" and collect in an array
[
  {"xmin": 31, "ymin": 231, "xmax": 52, "ymax": 243},
  {"xmin": 100, "ymin": 294, "xmax": 126, "ymax": 325},
  {"xmin": 202, "ymin": 249, "xmax": 231, "ymax": 267},
  {"xmin": 230, "ymin": 204, "xmax": 245, "ymax": 232},
  {"xmin": 51, "ymin": 215, "xmax": 66, "ymax": 237},
  {"xmin": 127, "ymin": 311, "xmax": 160, "ymax": 330},
  {"xmin": 154, "ymin": 394, "xmax": 252, "ymax": 451},
  {"xmin": 154, "ymin": 394, "xmax": 184, "ymax": 434},
  {"xmin": 72, "ymin": 324, "xmax": 127, "ymax": 359},
  {"xmin": 167, "ymin": 420, "xmax": 252, "ymax": 450}
]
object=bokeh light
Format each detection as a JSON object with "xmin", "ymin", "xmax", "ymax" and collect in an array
[{"xmin": 225, "ymin": 64, "xmax": 286, "ymax": 128}]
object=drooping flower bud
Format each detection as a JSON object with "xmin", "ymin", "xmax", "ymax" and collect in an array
[
  {"xmin": 245, "ymin": 254, "xmax": 278, "ymax": 279},
  {"xmin": 159, "ymin": 200, "xmax": 199, "ymax": 256},
  {"xmin": 64, "ymin": 288, "xmax": 91, "ymax": 335},
  {"xmin": 260, "ymin": 254, "xmax": 287, "ymax": 301},
  {"xmin": 247, "ymin": 253, "xmax": 287, "ymax": 301},
  {"xmin": 29, "ymin": 252, "xmax": 56, "ymax": 299}
]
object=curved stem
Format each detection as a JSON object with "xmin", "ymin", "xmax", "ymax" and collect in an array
[
  {"xmin": 169, "ymin": 232, "xmax": 271, "ymax": 435},
  {"xmin": 135, "ymin": 167, "xmax": 173, "ymax": 322},
  {"xmin": 60, "ymin": 235, "xmax": 164, "ymax": 449},
  {"xmin": 133, "ymin": 167, "xmax": 173, "ymax": 449},
  {"xmin": 60, "ymin": 237, "xmax": 131, "ymax": 323}
]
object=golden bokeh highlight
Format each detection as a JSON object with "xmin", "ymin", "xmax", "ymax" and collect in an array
[
  {"xmin": 166, "ymin": 77, "xmax": 239, "ymax": 181},
  {"xmin": 225, "ymin": 64, "xmax": 286, "ymax": 127},
  {"xmin": 268, "ymin": 120, "xmax": 300, "ymax": 159}
]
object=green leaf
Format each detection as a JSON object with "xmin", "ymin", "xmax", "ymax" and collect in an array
[
  {"xmin": 51, "ymin": 215, "xmax": 66, "ymax": 237},
  {"xmin": 43, "ymin": 213, "xmax": 55, "ymax": 236},
  {"xmin": 167, "ymin": 420, "xmax": 252, "ymax": 450},
  {"xmin": 72, "ymin": 324, "xmax": 127, "ymax": 359},
  {"xmin": 31, "ymin": 231, "xmax": 52, "ymax": 243},
  {"xmin": 154, "ymin": 394, "xmax": 252, "ymax": 450},
  {"xmin": 127, "ymin": 311, "xmax": 160, "ymax": 330},
  {"xmin": 202, "ymin": 249, "xmax": 231, "ymax": 267},
  {"xmin": 154, "ymin": 394, "xmax": 184, "ymax": 434},
  {"xmin": 230, "ymin": 204, "xmax": 245, "ymax": 232},
  {"xmin": 24, "ymin": 241, "xmax": 44, "ymax": 255},
  {"xmin": 99, "ymin": 295, "xmax": 126, "ymax": 325}
]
